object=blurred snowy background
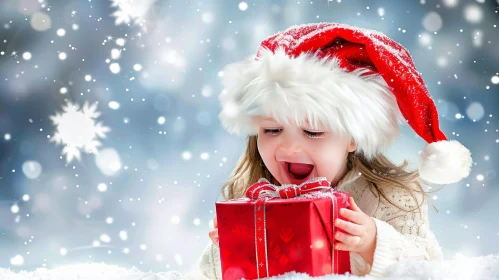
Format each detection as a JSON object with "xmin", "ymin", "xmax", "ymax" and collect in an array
[{"xmin": 0, "ymin": 0, "xmax": 497, "ymax": 275}]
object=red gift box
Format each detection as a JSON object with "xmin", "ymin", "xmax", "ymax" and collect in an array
[{"xmin": 215, "ymin": 178, "xmax": 351, "ymax": 280}]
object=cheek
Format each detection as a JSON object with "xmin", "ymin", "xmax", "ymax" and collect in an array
[
  {"xmin": 257, "ymin": 135, "xmax": 276, "ymax": 164},
  {"xmin": 310, "ymin": 141, "xmax": 348, "ymax": 180},
  {"xmin": 314, "ymin": 160, "xmax": 342, "ymax": 182},
  {"xmin": 257, "ymin": 136, "xmax": 283, "ymax": 180}
]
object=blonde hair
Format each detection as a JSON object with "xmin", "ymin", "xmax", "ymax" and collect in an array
[{"xmin": 220, "ymin": 135, "xmax": 441, "ymax": 215}]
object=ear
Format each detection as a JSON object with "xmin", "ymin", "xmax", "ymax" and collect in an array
[{"xmin": 347, "ymin": 138, "xmax": 357, "ymax": 153}]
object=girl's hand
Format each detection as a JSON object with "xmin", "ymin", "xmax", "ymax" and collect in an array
[
  {"xmin": 334, "ymin": 197, "xmax": 377, "ymax": 265},
  {"xmin": 208, "ymin": 215, "xmax": 219, "ymax": 247}
]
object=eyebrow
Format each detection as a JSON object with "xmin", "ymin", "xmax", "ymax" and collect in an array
[
  {"xmin": 263, "ymin": 117, "xmax": 277, "ymax": 121},
  {"xmin": 261, "ymin": 117, "xmax": 315, "ymax": 125}
]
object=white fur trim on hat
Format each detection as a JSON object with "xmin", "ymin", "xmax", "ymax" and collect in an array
[
  {"xmin": 419, "ymin": 140, "xmax": 473, "ymax": 185},
  {"xmin": 219, "ymin": 47, "xmax": 405, "ymax": 159}
]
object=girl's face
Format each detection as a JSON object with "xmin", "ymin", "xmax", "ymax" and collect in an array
[{"xmin": 254, "ymin": 116, "xmax": 357, "ymax": 186}]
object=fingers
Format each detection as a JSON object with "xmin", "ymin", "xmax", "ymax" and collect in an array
[
  {"xmin": 210, "ymin": 216, "xmax": 219, "ymax": 247},
  {"xmin": 334, "ymin": 241, "xmax": 348, "ymax": 251},
  {"xmin": 209, "ymin": 229, "xmax": 219, "ymax": 246},
  {"xmin": 349, "ymin": 197, "xmax": 361, "ymax": 212},
  {"xmin": 340, "ymin": 208, "xmax": 366, "ymax": 225},
  {"xmin": 334, "ymin": 218, "xmax": 364, "ymax": 236},
  {"xmin": 334, "ymin": 231, "xmax": 361, "ymax": 248},
  {"xmin": 334, "ymin": 198, "xmax": 376, "ymax": 253}
]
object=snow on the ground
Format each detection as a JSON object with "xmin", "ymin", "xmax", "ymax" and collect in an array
[{"xmin": 0, "ymin": 255, "xmax": 498, "ymax": 280}]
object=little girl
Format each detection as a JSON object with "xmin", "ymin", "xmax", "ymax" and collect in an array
[{"xmin": 197, "ymin": 22, "xmax": 472, "ymax": 278}]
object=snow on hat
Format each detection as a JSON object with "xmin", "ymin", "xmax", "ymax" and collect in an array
[{"xmin": 218, "ymin": 22, "xmax": 472, "ymax": 185}]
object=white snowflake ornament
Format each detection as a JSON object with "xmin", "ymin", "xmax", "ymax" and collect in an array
[
  {"xmin": 50, "ymin": 101, "xmax": 110, "ymax": 163},
  {"xmin": 110, "ymin": 0, "xmax": 157, "ymax": 29}
]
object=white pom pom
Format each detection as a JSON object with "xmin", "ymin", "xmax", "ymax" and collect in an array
[{"xmin": 418, "ymin": 140, "xmax": 472, "ymax": 185}]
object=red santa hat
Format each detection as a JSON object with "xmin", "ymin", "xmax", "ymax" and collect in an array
[{"xmin": 218, "ymin": 22, "xmax": 472, "ymax": 185}]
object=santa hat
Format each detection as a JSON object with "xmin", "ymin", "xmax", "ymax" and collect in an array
[{"xmin": 218, "ymin": 22, "xmax": 472, "ymax": 185}]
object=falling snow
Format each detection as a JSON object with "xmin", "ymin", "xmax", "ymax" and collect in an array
[{"xmin": 0, "ymin": 0, "xmax": 497, "ymax": 278}]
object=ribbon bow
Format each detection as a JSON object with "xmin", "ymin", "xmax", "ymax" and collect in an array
[{"xmin": 245, "ymin": 177, "xmax": 331, "ymax": 200}]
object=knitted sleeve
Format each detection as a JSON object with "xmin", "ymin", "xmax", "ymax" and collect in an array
[
  {"xmin": 365, "ymin": 183, "xmax": 443, "ymax": 277},
  {"xmin": 196, "ymin": 241, "xmax": 222, "ymax": 280}
]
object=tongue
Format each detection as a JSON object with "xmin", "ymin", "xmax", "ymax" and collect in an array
[{"xmin": 289, "ymin": 163, "xmax": 314, "ymax": 176}]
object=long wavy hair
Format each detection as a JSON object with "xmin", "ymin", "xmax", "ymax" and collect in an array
[{"xmin": 220, "ymin": 135, "xmax": 442, "ymax": 215}]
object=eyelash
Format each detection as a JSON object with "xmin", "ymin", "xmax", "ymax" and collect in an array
[{"xmin": 263, "ymin": 129, "xmax": 325, "ymax": 138}]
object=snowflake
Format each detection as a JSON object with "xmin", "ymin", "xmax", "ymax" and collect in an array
[
  {"xmin": 110, "ymin": 0, "xmax": 157, "ymax": 28},
  {"xmin": 50, "ymin": 101, "xmax": 110, "ymax": 163}
]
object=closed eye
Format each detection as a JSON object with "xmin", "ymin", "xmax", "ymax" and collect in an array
[
  {"xmin": 263, "ymin": 128, "xmax": 282, "ymax": 135},
  {"xmin": 263, "ymin": 129, "xmax": 324, "ymax": 138},
  {"xmin": 303, "ymin": 130, "xmax": 325, "ymax": 138}
]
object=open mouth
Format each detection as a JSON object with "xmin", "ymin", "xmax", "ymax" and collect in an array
[{"xmin": 281, "ymin": 161, "xmax": 315, "ymax": 184}]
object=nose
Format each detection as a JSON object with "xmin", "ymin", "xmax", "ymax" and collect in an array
[{"xmin": 278, "ymin": 136, "xmax": 302, "ymax": 155}]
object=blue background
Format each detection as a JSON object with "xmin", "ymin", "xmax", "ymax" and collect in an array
[{"xmin": 0, "ymin": 0, "xmax": 498, "ymax": 273}]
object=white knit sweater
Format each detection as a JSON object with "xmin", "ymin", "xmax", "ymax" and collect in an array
[{"xmin": 196, "ymin": 167, "xmax": 443, "ymax": 278}]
